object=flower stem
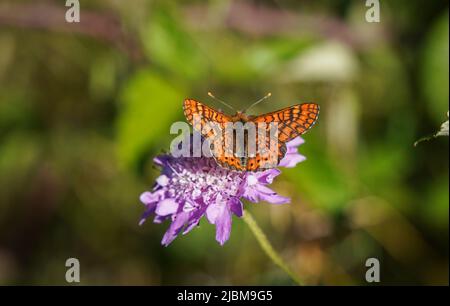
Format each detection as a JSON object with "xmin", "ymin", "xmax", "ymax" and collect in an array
[{"xmin": 242, "ymin": 210, "xmax": 302, "ymax": 285}]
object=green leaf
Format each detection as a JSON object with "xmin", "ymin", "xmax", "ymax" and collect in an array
[{"xmin": 414, "ymin": 111, "xmax": 449, "ymax": 146}]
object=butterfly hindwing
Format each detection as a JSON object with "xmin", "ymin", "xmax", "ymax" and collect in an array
[
  {"xmin": 214, "ymin": 155, "xmax": 246, "ymax": 171},
  {"xmin": 244, "ymin": 143, "xmax": 286, "ymax": 171}
]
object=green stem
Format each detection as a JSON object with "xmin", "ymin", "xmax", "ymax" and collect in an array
[{"xmin": 242, "ymin": 210, "xmax": 303, "ymax": 285}]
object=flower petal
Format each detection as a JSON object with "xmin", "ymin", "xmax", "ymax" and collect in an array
[
  {"xmin": 229, "ymin": 197, "xmax": 243, "ymax": 217},
  {"xmin": 255, "ymin": 169, "xmax": 281, "ymax": 184},
  {"xmin": 138, "ymin": 203, "xmax": 157, "ymax": 226},
  {"xmin": 206, "ymin": 194, "xmax": 225, "ymax": 224},
  {"xmin": 153, "ymin": 215, "xmax": 167, "ymax": 224},
  {"xmin": 279, "ymin": 152, "xmax": 306, "ymax": 168},
  {"xmin": 206, "ymin": 202, "xmax": 222, "ymax": 224},
  {"xmin": 255, "ymin": 184, "xmax": 290, "ymax": 204},
  {"xmin": 183, "ymin": 206, "xmax": 207, "ymax": 235},
  {"xmin": 286, "ymin": 136, "xmax": 304, "ymax": 148},
  {"xmin": 260, "ymin": 192, "xmax": 290, "ymax": 204},
  {"xmin": 155, "ymin": 198, "xmax": 179, "ymax": 216},
  {"xmin": 156, "ymin": 175, "xmax": 169, "ymax": 187},
  {"xmin": 161, "ymin": 212, "xmax": 189, "ymax": 246},
  {"xmin": 246, "ymin": 174, "xmax": 258, "ymax": 186},
  {"xmin": 139, "ymin": 191, "xmax": 160, "ymax": 205},
  {"xmin": 153, "ymin": 155, "xmax": 170, "ymax": 167},
  {"xmin": 242, "ymin": 187, "xmax": 260, "ymax": 203},
  {"xmin": 279, "ymin": 136, "xmax": 306, "ymax": 168},
  {"xmin": 215, "ymin": 207, "xmax": 232, "ymax": 245}
]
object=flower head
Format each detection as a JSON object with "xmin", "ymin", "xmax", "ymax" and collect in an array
[{"xmin": 139, "ymin": 137, "xmax": 306, "ymax": 246}]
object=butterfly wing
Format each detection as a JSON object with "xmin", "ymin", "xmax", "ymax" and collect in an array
[
  {"xmin": 247, "ymin": 103, "xmax": 320, "ymax": 171},
  {"xmin": 214, "ymin": 155, "xmax": 247, "ymax": 171},
  {"xmin": 183, "ymin": 99, "xmax": 246, "ymax": 171},
  {"xmin": 252, "ymin": 103, "xmax": 320, "ymax": 142},
  {"xmin": 244, "ymin": 140, "xmax": 286, "ymax": 171},
  {"xmin": 183, "ymin": 99, "xmax": 231, "ymax": 134}
]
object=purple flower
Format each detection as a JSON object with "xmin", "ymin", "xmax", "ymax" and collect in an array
[{"xmin": 139, "ymin": 137, "xmax": 306, "ymax": 246}]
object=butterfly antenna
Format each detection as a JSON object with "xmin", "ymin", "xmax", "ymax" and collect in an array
[
  {"xmin": 243, "ymin": 93, "xmax": 272, "ymax": 113},
  {"xmin": 207, "ymin": 92, "xmax": 235, "ymax": 111}
]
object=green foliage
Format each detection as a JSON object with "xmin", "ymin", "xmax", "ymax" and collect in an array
[
  {"xmin": 116, "ymin": 70, "xmax": 185, "ymax": 168},
  {"xmin": 142, "ymin": 8, "xmax": 207, "ymax": 81},
  {"xmin": 422, "ymin": 12, "xmax": 449, "ymax": 124}
]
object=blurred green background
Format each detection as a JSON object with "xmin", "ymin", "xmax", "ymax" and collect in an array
[{"xmin": 0, "ymin": 0, "xmax": 448, "ymax": 285}]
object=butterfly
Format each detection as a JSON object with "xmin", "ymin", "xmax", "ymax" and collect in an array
[{"xmin": 183, "ymin": 94, "xmax": 319, "ymax": 172}]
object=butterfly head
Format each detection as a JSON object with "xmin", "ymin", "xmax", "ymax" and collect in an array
[{"xmin": 232, "ymin": 111, "xmax": 251, "ymax": 122}]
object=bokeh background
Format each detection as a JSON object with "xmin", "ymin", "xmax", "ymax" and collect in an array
[{"xmin": 0, "ymin": 0, "xmax": 448, "ymax": 285}]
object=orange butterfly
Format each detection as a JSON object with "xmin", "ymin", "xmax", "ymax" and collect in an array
[{"xmin": 183, "ymin": 93, "xmax": 319, "ymax": 172}]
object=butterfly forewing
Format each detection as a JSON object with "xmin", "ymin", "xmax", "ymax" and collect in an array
[{"xmin": 252, "ymin": 103, "xmax": 320, "ymax": 143}]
